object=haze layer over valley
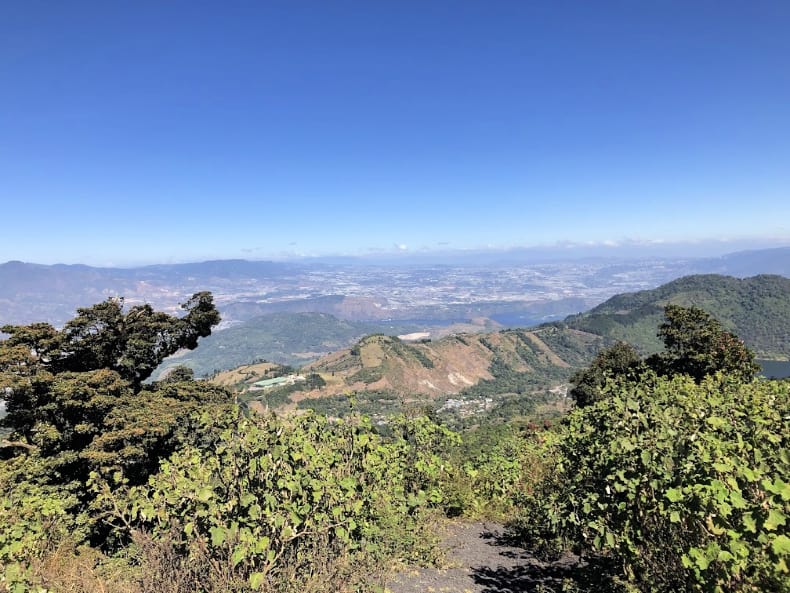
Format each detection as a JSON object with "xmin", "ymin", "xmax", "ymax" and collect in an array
[{"xmin": 3, "ymin": 247, "xmax": 788, "ymax": 330}]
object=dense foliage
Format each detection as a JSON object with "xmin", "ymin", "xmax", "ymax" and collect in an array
[
  {"xmin": 570, "ymin": 305, "xmax": 759, "ymax": 407},
  {"xmin": 2, "ymin": 406, "xmax": 467, "ymax": 592},
  {"xmin": 0, "ymin": 295, "xmax": 231, "ymax": 591},
  {"xmin": 0, "ymin": 293, "xmax": 227, "ymax": 500},
  {"xmin": 1, "ymin": 292, "xmax": 219, "ymax": 388},
  {"xmin": 569, "ymin": 341, "xmax": 643, "ymax": 408},
  {"xmin": 87, "ymin": 409, "xmax": 459, "ymax": 592},
  {"xmin": 532, "ymin": 306, "xmax": 788, "ymax": 592},
  {"xmin": 515, "ymin": 373, "xmax": 790, "ymax": 592},
  {"xmin": 652, "ymin": 305, "xmax": 760, "ymax": 382},
  {"xmin": 0, "ymin": 295, "xmax": 482, "ymax": 592}
]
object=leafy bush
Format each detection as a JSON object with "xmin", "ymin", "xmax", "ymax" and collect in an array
[
  {"xmin": 0, "ymin": 457, "xmax": 88, "ymax": 592},
  {"xmin": 1, "ymin": 297, "xmax": 469, "ymax": 592},
  {"xmin": 458, "ymin": 428, "xmax": 546, "ymax": 519},
  {"xmin": 90, "ymin": 409, "xmax": 459, "ymax": 591},
  {"xmin": 514, "ymin": 373, "xmax": 790, "ymax": 592}
]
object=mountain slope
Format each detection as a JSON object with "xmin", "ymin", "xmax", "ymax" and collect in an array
[
  {"xmin": 238, "ymin": 328, "xmax": 604, "ymax": 420},
  {"xmin": 559, "ymin": 274, "xmax": 790, "ymax": 359},
  {"xmin": 700, "ymin": 246, "xmax": 790, "ymax": 277}
]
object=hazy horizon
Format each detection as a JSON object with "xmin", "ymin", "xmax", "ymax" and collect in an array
[{"xmin": 3, "ymin": 237, "xmax": 790, "ymax": 269}]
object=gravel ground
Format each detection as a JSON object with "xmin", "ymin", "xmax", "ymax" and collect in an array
[{"xmin": 385, "ymin": 521, "xmax": 588, "ymax": 593}]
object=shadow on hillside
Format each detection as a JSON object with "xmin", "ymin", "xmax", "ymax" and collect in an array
[{"xmin": 472, "ymin": 529, "xmax": 618, "ymax": 593}]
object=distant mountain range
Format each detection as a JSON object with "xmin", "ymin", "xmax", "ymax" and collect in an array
[
  {"xmin": 697, "ymin": 246, "xmax": 790, "ymax": 277},
  {"xmin": 294, "ymin": 242, "xmax": 790, "ymax": 267},
  {"xmin": 3, "ymin": 262, "xmax": 788, "ymax": 423},
  {"xmin": 1, "ymin": 246, "xmax": 788, "ymax": 328},
  {"xmin": 0, "ymin": 259, "xmax": 299, "ymax": 326}
]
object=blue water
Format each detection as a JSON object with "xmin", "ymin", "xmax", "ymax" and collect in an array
[
  {"xmin": 489, "ymin": 313, "xmax": 543, "ymax": 327},
  {"xmin": 758, "ymin": 359, "xmax": 790, "ymax": 379}
]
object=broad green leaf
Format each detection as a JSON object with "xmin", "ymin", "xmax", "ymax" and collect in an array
[
  {"xmin": 640, "ymin": 450, "xmax": 652, "ymax": 466},
  {"xmin": 729, "ymin": 539, "xmax": 749, "ymax": 558},
  {"xmin": 705, "ymin": 416, "xmax": 727, "ymax": 429},
  {"xmin": 772, "ymin": 534, "xmax": 790, "ymax": 555},
  {"xmin": 763, "ymin": 478, "xmax": 790, "ymax": 501},
  {"xmin": 209, "ymin": 526, "xmax": 225, "ymax": 546},
  {"xmin": 666, "ymin": 488, "xmax": 683, "ymax": 502},
  {"xmin": 765, "ymin": 509, "xmax": 787, "ymax": 531},
  {"xmin": 729, "ymin": 489, "xmax": 747, "ymax": 509},
  {"xmin": 231, "ymin": 547, "xmax": 246, "ymax": 567},
  {"xmin": 690, "ymin": 548, "xmax": 710, "ymax": 570},
  {"xmin": 742, "ymin": 512, "xmax": 757, "ymax": 533},
  {"xmin": 717, "ymin": 550, "xmax": 734, "ymax": 563},
  {"xmin": 254, "ymin": 535, "xmax": 270, "ymax": 554},
  {"xmin": 249, "ymin": 572, "xmax": 266, "ymax": 589}
]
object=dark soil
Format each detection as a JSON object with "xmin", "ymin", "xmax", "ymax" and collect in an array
[{"xmin": 385, "ymin": 521, "xmax": 602, "ymax": 593}]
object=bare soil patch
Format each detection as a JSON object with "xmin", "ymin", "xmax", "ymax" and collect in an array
[{"xmin": 386, "ymin": 521, "xmax": 596, "ymax": 593}]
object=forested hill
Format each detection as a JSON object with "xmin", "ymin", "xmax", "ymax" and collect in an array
[{"xmin": 559, "ymin": 274, "xmax": 790, "ymax": 359}]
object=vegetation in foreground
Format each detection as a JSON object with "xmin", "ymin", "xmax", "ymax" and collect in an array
[
  {"xmin": 513, "ymin": 306, "xmax": 789, "ymax": 592},
  {"xmin": 1, "ymin": 296, "xmax": 788, "ymax": 592},
  {"xmin": 0, "ymin": 294, "xmax": 499, "ymax": 592}
]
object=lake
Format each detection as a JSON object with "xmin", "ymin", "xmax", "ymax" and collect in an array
[{"xmin": 758, "ymin": 359, "xmax": 790, "ymax": 379}]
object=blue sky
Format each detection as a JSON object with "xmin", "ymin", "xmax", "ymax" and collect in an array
[{"xmin": 2, "ymin": 1, "xmax": 789, "ymax": 265}]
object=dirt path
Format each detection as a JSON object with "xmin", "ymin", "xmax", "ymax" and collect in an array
[{"xmin": 385, "ymin": 521, "xmax": 590, "ymax": 593}]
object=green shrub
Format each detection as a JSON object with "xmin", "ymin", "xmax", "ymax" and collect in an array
[
  {"xmin": 91, "ymin": 409, "xmax": 459, "ymax": 590},
  {"xmin": 0, "ymin": 457, "xmax": 88, "ymax": 592},
  {"xmin": 514, "ymin": 373, "xmax": 790, "ymax": 592}
]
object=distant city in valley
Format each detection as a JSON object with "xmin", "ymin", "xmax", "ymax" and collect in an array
[{"xmin": 1, "ymin": 246, "xmax": 788, "ymax": 330}]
